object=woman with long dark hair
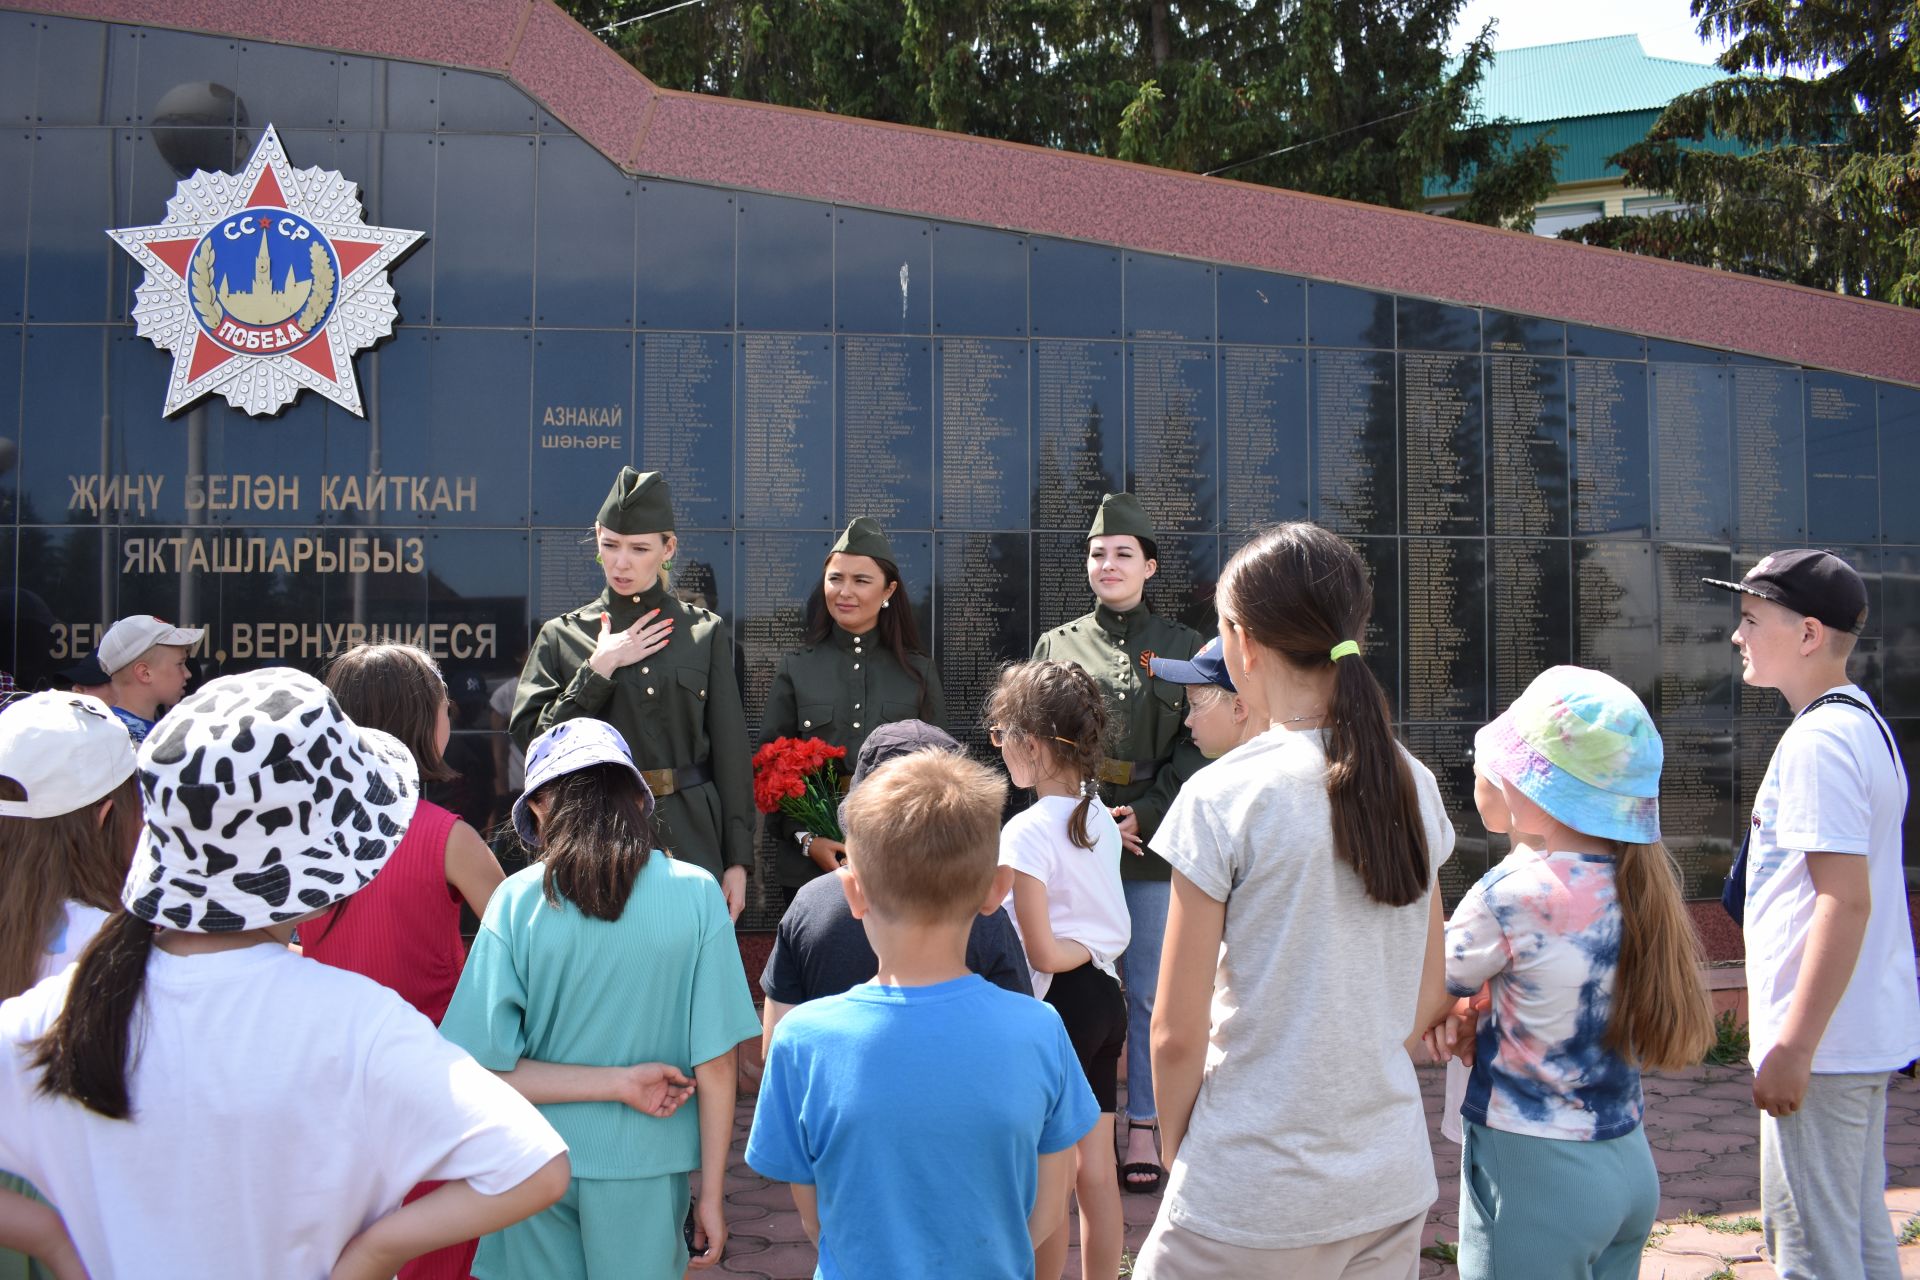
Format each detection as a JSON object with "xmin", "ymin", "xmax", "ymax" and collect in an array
[
  {"xmin": 760, "ymin": 518, "xmax": 945, "ymax": 905},
  {"xmin": 1139, "ymin": 522, "xmax": 1456, "ymax": 1279},
  {"xmin": 440, "ymin": 717, "xmax": 761, "ymax": 1278}
]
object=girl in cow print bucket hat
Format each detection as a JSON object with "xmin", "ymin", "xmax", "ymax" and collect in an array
[
  {"xmin": 124, "ymin": 664, "xmax": 421, "ymax": 930},
  {"xmin": 0, "ymin": 667, "xmax": 572, "ymax": 1279}
]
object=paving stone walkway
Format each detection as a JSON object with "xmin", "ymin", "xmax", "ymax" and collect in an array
[{"xmin": 701, "ymin": 1061, "xmax": 1920, "ymax": 1279}]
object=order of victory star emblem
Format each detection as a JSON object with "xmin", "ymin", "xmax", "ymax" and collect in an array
[{"xmin": 107, "ymin": 125, "xmax": 423, "ymax": 417}]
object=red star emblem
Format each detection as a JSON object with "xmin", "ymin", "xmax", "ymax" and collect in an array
[{"xmin": 108, "ymin": 126, "xmax": 423, "ymax": 417}]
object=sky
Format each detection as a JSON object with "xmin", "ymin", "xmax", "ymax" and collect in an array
[{"xmin": 1448, "ymin": 0, "xmax": 1734, "ymax": 65}]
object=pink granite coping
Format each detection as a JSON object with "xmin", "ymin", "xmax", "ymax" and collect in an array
[{"xmin": 13, "ymin": 0, "xmax": 1920, "ymax": 387}]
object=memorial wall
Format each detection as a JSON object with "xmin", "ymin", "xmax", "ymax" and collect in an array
[{"xmin": 4, "ymin": 10, "xmax": 1919, "ymax": 925}]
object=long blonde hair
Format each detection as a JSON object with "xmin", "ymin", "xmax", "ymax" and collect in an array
[{"xmin": 1604, "ymin": 839, "xmax": 1715, "ymax": 1070}]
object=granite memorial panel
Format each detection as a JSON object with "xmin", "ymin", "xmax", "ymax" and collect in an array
[{"xmin": 11, "ymin": 21, "xmax": 1920, "ymax": 907}]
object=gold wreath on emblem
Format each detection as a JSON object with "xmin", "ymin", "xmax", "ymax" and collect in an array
[
  {"xmin": 298, "ymin": 243, "xmax": 335, "ymax": 333},
  {"xmin": 190, "ymin": 239, "xmax": 223, "ymax": 333}
]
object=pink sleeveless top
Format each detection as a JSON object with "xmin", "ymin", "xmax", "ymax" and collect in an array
[{"xmin": 302, "ymin": 799, "xmax": 466, "ymax": 1024}]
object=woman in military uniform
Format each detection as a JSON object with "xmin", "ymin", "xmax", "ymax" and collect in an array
[
  {"xmin": 511, "ymin": 467, "xmax": 754, "ymax": 919},
  {"xmin": 760, "ymin": 517, "xmax": 945, "ymax": 906},
  {"xmin": 1031, "ymin": 492, "xmax": 1204, "ymax": 1194}
]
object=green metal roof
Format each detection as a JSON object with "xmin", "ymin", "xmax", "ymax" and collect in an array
[
  {"xmin": 1425, "ymin": 36, "xmax": 1742, "ymax": 199},
  {"xmin": 1470, "ymin": 34, "xmax": 1727, "ymax": 125}
]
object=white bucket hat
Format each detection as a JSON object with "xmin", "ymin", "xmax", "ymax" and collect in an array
[
  {"xmin": 512, "ymin": 718, "xmax": 650, "ymax": 847},
  {"xmin": 0, "ymin": 693, "xmax": 137, "ymax": 818},
  {"xmin": 123, "ymin": 667, "xmax": 419, "ymax": 933}
]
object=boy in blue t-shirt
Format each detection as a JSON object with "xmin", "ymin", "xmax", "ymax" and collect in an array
[{"xmin": 746, "ymin": 749, "xmax": 1097, "ymax": 1280}]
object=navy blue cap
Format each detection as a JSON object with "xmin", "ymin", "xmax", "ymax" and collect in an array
[
  {"xmin": 1149, "ymin": 636, "xmax": 1236, "ymax": 693},
  {"xmin": 59, "ymin": 653, "xmax": 109, "ymax": 687},
  {"xmin": 446, "ymin": 669, "xmax": 489, "ymax": 705}
]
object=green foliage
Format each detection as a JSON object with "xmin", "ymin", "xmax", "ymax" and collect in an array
[
  {"xmin": 1420, "ymin": 1238, "xmax": 1460, "ymax": 1263},
  {"xmin": 1901, "ymin": 1214, "xmax": 1920, "ymax": 1246},
  {"xmin": 1564, "ymin": 0, "xmax": 1920, "ymax": 305},
  {"xmin": 562, "ymin": 0, "xmax": 1560, "ymax": 227},
  {"xmin": 1703, "ymin": 1008, "xmax": 1750, "ymax": 1067}
]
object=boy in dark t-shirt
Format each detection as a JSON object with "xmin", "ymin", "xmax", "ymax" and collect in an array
[{"xmin": 758, "ymin": 721, "xmax": 1031, "ymax": 1057}]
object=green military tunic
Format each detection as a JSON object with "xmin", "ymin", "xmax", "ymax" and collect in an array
[
  {"xmin": 1032, "ymin": 603, "xmax": 1206, "ymax": 881},
  {"xmin": 511, "ymin": 581, "xmax": 754, "ymax": 880},
  {"xmin": 759, "ymin": 624, "xmax": 946, "ymax": 889}
]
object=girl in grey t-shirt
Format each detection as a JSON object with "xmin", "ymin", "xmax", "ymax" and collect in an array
[{"xmin": 1136, "ymin": 522, "xmax": 1456, "ymax": 1280}]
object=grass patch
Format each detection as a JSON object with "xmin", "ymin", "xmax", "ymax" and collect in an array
[
  {"xmin": 1703, "ymin": 1268, "xmax": 1739, "ymax": 1280},
  {"xmin": 1703, "ymin": 1009, "xmax": 1750, "ymax": 1067},
  {"xmin": 1676, "ymin": 1210, "xmax": 1763, "ymax": 1234},
  {"xmin": 1900, "ymin": 1214, "xmax": 1920, "ymax": 1246},
  {"xmin": 1118, "ymin": 1251, "xmax": 1134, "ymax": 1278},
  {"xmin": 1420, "ymin": 1239, "xmax": 1458, "ymax": 1264}
]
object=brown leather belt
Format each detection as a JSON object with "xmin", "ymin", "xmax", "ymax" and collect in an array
[
  {"xmin": 1097, "ymin": 757, "xmax": 1160, "ymax": 787},
  {"xmin": 639, "ymin": 762, "xmax": 713, "ymax": 798}
]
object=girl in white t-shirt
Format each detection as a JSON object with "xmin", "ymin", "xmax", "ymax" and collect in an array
[
  {"xmin": 0, "ymin": 693, "xmax": 142, "ymax": 1003},
  {"xmin": 0, "ymin": 669, "xmax": 576, "ymax": 1280},
  {"xmin": 0, "ymin": 692, "xmax": 144, "ymax": 1278},
  {"xmin": 988, "ymin": 659, "xmax": 1130, "ymax": 1280}
]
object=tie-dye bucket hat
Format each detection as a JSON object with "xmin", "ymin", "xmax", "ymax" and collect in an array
[{"xmin": 1473, "ymin": 665, "xmax": 1662, "ymax": 845}]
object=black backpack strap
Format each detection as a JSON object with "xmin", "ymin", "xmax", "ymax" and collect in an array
[{"xmin": 1801, "ymin": 692, "xmax": 1897, "ymax": 765}]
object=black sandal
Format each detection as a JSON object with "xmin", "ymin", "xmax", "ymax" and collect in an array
[{"xmin": 1118, "ymin": 1119, "xmax": 1163, "ymax": 1194}]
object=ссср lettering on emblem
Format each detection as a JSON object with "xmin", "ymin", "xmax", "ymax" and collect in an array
[{"xmin": 107, "ymin": 125, "xmax": 423, "ymax": 417}]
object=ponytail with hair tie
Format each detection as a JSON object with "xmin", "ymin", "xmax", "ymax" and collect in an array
[{"xmin": 986, "ymin": 660, "xmax": 1109, "ymax": 851}]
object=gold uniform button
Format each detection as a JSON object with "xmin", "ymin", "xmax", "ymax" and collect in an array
[
  {"xmin": 641, "ymin": 665, "xmax": 649, "ymax": 674},
  {"xmin": 646, "ymin": 686, "xmax": 655, "ymax": 695},
  {"xmin": 630, "ymin": 594, "xmax": 641, "ymax": 603}
]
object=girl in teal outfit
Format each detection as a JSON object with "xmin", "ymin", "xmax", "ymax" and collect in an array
[{"xmin": 441, "ymin": 719, "xmax": 761, "ymax": 1279}]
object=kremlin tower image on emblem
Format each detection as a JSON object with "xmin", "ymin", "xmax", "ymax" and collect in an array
[
  {"xmin": 188, "ymin": 211, "xmax": 336, "ymax": 350},
  {"xmin": 219, "ymin": 228, "xmax": 313, "ymax": 326}
]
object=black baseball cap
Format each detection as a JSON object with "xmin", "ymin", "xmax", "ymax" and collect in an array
[
  {"xmin": 1702, "ymin": 549, "xmax": 1868, "ymax": 635},
  {"xmin": 58, "ymin": 653, "xmax": 109, "ymax": 686}
]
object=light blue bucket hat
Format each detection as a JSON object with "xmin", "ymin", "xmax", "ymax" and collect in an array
[
  {"xmin": 512, "ymin": 718, "xmax": 651, "ymax": 846},
  {"xmin": 1473, "ymin": 665, "xmax": 1663, "ymax": 845}
]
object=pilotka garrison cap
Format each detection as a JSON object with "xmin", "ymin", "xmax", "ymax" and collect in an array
[
  {"xmin": 1086, "ymin": 493, "xmax": 1156, "ymax": 544},
  {"xmin": 1702, "ymin": 549, "xmax": 1868, "ymax": 635},
  {"xmin": 597, "ymin": 467, "xmax": 675, "ymax": 536},
  {"xmin": 830, "ymin": 517, "xmax": 896, "ymax": 565}
]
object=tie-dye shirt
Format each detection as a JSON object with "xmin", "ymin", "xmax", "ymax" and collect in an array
[{"xmin": 1445, "ymin": 849, "xmax": 1640, "ymax": 1141}]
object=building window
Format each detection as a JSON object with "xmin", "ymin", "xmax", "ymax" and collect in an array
[
  {"xmin": 1625, "ymin": 195, "xmax": 1687, "ymax": 217},
  {"xmin": 1533, "ymin": 202, "xmax": 1604, "ymax": 237}
]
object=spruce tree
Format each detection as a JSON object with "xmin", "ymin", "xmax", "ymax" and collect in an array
[
  {"xmin": 568, "ymin": 0, "xmax": 1559, "ymax": 229},
  {"xmin": 1565, "ymin": 0, "xmax": 1919, "ymax": 305}
]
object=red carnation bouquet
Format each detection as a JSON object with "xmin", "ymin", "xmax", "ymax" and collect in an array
[{"xmin": 751, "ymin": 736, "xmax": 848, "ymax": 840}]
